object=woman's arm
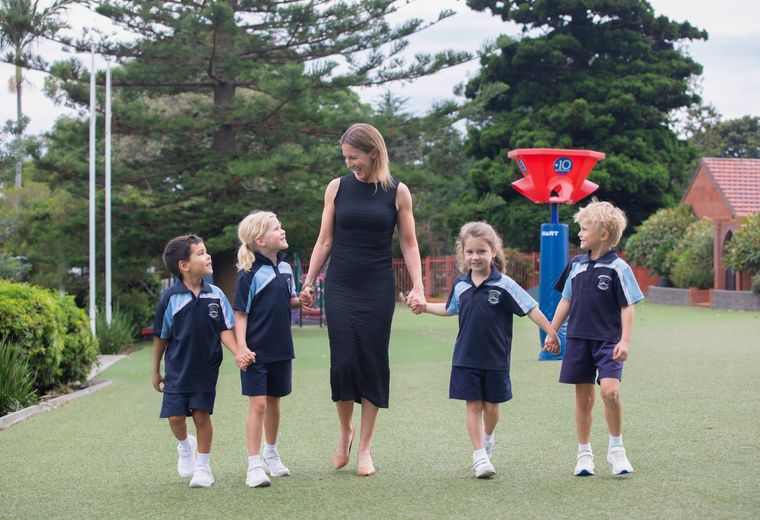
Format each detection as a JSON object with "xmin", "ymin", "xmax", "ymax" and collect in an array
[
  {"xmin": 396, "ymin": 182, "xmax": 426, "ymax": 310},
  {"xmin": 301, "ymin": 178, "xmax": 340, "ymax": 306}
]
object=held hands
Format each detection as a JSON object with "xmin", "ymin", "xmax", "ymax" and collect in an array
[
  {"xmin": 542, "ymin": 330, "xmax": 561, "ymax": 355},
  {"xmin": 299, "ymin": 283, "xmax": 315, "ymax": 308},
  {"xmin": 236, "ymin": 348, "xmax": 256, "ymax": 370},
  {"xmin": 405, "ymin": 288, "xmax": 426, "ymax": 315}
]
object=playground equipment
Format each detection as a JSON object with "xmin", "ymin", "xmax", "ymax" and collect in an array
[{"xmin": 507, "ymin": 148, "xmax": 605, "ymax": 360}]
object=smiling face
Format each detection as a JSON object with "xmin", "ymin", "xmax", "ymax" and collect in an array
[
  {"xmin": 578, "ymin": 219, "xmax": 608, "ymax": 253},
  {"xmin": 462, "ymin": 236, "xmax": 496, "ymax": 278},
  {"xmin": 341, "ymin": 143, "xmax": 376, "ymax": 180},
  {"xmin": 257, "ymin": 219, "xmax": 288, "ymax": 252},
  {"xmin": 180, "ymin": 241, "xmax": 213, "ymax": 278}
]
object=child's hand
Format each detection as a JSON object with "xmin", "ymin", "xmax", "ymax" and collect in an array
[
  {"xmin": 612, "ymin": 340, "xmax": 629, "ymax": 362},
  {"xmin": 299, "ymin": 285, "xmax": 315, "ymax": 307},
  {"xmin": 236, "ymin": 349, "xmax": 255, "ymax": 370},
  {"xmin": 152, "ymin": 372, "xmax": 164, "ymax": 392},
  {"xmin": 543, "ymin": 332, "xmax": 560, "ymax": 354}
]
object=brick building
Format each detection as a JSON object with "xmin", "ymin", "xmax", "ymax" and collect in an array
[{"xmin": 682, "ymin": 158, "xmax": 760, "ymax": 290}]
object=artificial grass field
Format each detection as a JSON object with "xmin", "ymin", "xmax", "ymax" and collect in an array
[{"xmin": 1, "ymin": 303, "xmax": 759, "ymax": 519}]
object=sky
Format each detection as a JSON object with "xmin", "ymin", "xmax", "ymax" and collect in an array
[{"xmin": 1, "ymin": 0, "xmax": 759, "ymax": 136}]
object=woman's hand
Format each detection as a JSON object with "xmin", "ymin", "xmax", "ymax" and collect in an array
[{"xmin": 406, "ymin": 287, "xmax": 426, "ymax": 315}]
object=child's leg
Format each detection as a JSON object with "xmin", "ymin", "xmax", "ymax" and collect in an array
[
  {"xmin": 192, "ymin": 410, "xmax": 212, "ymax": 456},
  {"xmin": 247, "ymin": 396, "xmax": 267, "ymax": 456},
  {"xmin": 466, "ymin": 400, "xmax": 485, "ymax": 450},
  {"xmin": 357, "ymin": 399, "xmax": 379, "ymax": 476},
  {"xmin": 575, "ymin": 384, "xmax": 595, "ymax": 444},
  {"xmin": 482, "ymin": 401, "xmax": 499, "ymax": 436},
  {"xmin": 599, "ymin": 378, "xmax": 622, "ymax": 436},
  {"xmin": 332, "ymin": 400, "xmax": 354, "ymax": 469},
  {"xmin": 263, "ymin": 396, "xmax": 281, "ymax": 445},
  {"xmin": 168, "ymin": 415, "xmax": 188, "ymax": 441}
]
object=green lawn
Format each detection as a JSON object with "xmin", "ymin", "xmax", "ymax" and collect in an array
[{"xmin": 1, "ymin": 303, "xmax": 759, "ymax": 519}]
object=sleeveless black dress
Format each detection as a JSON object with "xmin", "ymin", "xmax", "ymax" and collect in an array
[{"xmin": 326, "ymin": 173, "xmax": 398, "ymax": 408}]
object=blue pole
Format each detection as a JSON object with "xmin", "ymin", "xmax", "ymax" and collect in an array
[{"xmin": 538, "ymin": 203, "xmax": 567, "ymax": 360}]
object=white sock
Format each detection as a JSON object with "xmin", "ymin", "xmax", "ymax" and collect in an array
[
  {"xmin": 248, "ymin": 455, "xmax": 262, "ymax": 468},
  {"xmin": 578, "ymin": 443, "xmax": 592, "ymax": 453},
  {"xmin": 484, "ymin": 433, "xmax": 494, "ymax": 443},
  {"xmin": 178, "ymin": 437, "xmax": 193, "ymax": 450},
  {"xmin": 197, "ymin": 453, "xmax": 210, "ymax": 466},
  {"xmin": 473, "ymin": 448, "xmax": 488, "ymax": 462},
  {"xmin": 263, "ymin": 443, "xmax": 277, "ymax": 455},
  {"xmin": 609, "ymin": 435, "xmax": 623, "ymax": 449}
]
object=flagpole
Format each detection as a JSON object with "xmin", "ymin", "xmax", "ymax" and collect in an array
[
  {"xmin": 105, "ymin": 60, "xmax": 112, "ymax": 325},
  {"xmin": 88, "ymin": 45, "xmax": 97, "ymax": 335}
]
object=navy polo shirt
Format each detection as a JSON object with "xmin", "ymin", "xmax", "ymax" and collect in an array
[
  {"xmin": 153, "ymin": 279, "xmax": 234, "ymax": 393},
  {"xmin": 233, "ymin": 252, "xmax": 296, "ymax": 363},
  {"xmin": 554, "ymin": 250, "xmax": 644, "ymax": 343},
  {"xmin": 445, "ymin": 267, "xmax": 538, "ymax": 371}
]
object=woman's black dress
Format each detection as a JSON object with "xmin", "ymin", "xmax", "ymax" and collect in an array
[{"xmin": 325, "ymin": 173, "xmax": 398, "ymax": 408}]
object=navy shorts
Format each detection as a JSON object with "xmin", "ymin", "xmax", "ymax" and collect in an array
[
  {"xmin": 559, "ymin": 338, "xmax": 623, "ymax": 385},
  {"xmin": 241, "ymin": 360, "xmax": 292, "ymax": 397},
  {"xmin": 160, "ymin": 391, "xmax": 215, "ymax": 418},
  {"xmin": 449, "ymin": 366, "xmax": 512, "ymax": 403}
]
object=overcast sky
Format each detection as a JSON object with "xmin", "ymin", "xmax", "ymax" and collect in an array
[{"xmin": 2, "ymin": 0, "xmax": 759, "ymax": 136}]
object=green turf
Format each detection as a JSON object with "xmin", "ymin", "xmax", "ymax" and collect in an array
[{"xmin": 1, "ymin": 303, "xmax": 759, "ymax": 518}]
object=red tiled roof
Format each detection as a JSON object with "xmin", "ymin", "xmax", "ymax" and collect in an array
[{"xmin": 701, "ymin": 158, "xmax": 760, "ymax": 217}]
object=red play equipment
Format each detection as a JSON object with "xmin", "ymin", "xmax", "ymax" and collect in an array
[{"xmin": 507, "ymin": 148, "xmax": 605, "ymax": 204}]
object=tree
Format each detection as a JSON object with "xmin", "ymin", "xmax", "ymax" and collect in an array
[
  {"xmin": 461, "ymin": 0, "xmax": 707, "ymax": 250},
  {"xmin": 669, "ymin": 218, "xmax": 713, "ymax": 289},
  {"xmin": 725, "ymin": 211, "xmax": 760, "ymax": 275},
  {"xmin": 0, "ymin": 0, "xmax": 74, "ymax": 187},
  {"xmin": 689, "ymin": 116, "xmax": 760, "ymax": 159}
]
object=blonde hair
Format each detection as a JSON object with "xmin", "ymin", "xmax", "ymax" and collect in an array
[
  {"xmin": 236, "ymin": 211, "xmax": 279, "ymax": 271},
  {"xmin": 455, "ymin": 221, "xmax": 507, "ymax": 274},
  {"xmin": 340, "ymin": 123, "xmax": 394, "ymax": 190},
  {"xmin": 574, "ymin": 198, "xmax": 627, "ymax": 247}
]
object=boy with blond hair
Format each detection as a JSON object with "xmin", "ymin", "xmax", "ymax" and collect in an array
[{"xmin": 544, "ymin": 200, "xmax": 644, "ymax": 477}]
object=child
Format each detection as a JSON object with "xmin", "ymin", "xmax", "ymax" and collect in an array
[
  {"xmin": 411, "ymin": 221, "xmax": 560, "ymax": 478},
  {"xmin": 233, "ymin": 212, "xmax": 301, "ymax": 488},
  {"xmin": 543, "ymin": 199, "xmax": 644, "ymax": 477},
  {"xmin": 152, "ymin": 234, "xmax": 254, "ymax": 488}
]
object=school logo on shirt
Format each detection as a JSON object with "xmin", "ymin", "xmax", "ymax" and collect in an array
[
  {"xmin": 597, "ymin": 275, "xmax": 611, "ymax": 291},
  {"xmin": 487, "ymin": 289, "xmax": 501, "ymax": 305},
  {"xmin": 208, "ymin": 302, "xmax": 220, "ymax": 319}
]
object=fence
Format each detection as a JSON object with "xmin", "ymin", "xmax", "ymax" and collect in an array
[{"xmin": 298, "ymin": 251, "xmax": 658, "ymax": 303}]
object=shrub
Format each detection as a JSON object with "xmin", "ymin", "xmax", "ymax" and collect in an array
[
  {"xmin": 669, "ymin": 219, "xmax": 714, "ymax": 289},
  {"xmin": 752, "ymin": 273, "xmax": 760, "ymax": 294},
  {"xmin": 0, "ymin": 342, "xmax": 37, "ymax": 416},
  {"xmin": 0, "ymin": 254, "xmax": 31, "ymax": 282},
  {"xmin": 56, "ymin": 294, "xmax": 99, "ymax": 384},
  {"xmin": 725, "ymin": 211, "xmax": 760, "ymax": 275},
  {"xmin": 0, "ymin": 281, "xmax": 97, "ymax": 392},
  {"xmin": 96, "ymin": 307, "xmax": 136, "ymax": 355},
  {"xmin": 625, "ymin": 205, "xmax": 697, "ymax": 277},
  {"xmin": 116, "ymin": 287, "xmax": 155, "ymax": 329}
]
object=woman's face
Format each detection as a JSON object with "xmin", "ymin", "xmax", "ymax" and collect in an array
[{"xmin": 342, "ymin": 144, "xmax": 375, "ymax": 180}]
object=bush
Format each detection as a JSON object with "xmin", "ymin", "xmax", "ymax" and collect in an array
[
  {"xmin": 0, "ymin": 342, "xmax": 37, "ymax": 416},
  {"xmin": 669, "ymin": 219, "xmax": 714, "ymax": 289},
  {"xmin": 752, "ymin": 273, "xmax": 760, "ymax": 294},
  {"xmin": 0, "ymin": 254, "xmax": 31, "ymax": 282},
  {"xmin": 725, "ymin": 211, "xmax": 760, "ymax": 275},
  {"xmin": 96, "ymin": 307, "xmax": 136, "ymax": 355},
  {"xmin": 57, "ymin": 294, "xmax": 99, "ymax": 384},
  {"xmin": 0, "ymin": 281, "xmax": 96, "ymax": 392},
  {"xmin": 116, "ymin": 287, "xmax": 155, "ymax": 329},
  {"xmin": 625, "ymin": 205, "xmax": 697, "ymax": 277}
]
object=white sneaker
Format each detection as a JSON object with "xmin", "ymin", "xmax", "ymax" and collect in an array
[
  {"xmin": 189, "ymin": 465, "xmax": 214, "ymax": 488},
  {"xmin": 608, "ymin": 446, "xmax": 634, "ymax": 475},
  {"xmin": 177, "ymin": 435, "xmax": 197, "ymax": 478},
  {"xmin": 574, "ymin": 449, "xmax": 595, "ymax": 476},
  {"xmin": 246, "ymin": 463, "xmax": 271, "ymax": 488},
  {"xmin": 263, "ymin": 447, "xmax": 291, "ymax": 477},
  {"xmin": 483, "ymin": 435, "xmax": 495, "ymax": 458},
  {"xmin": 472, "ymin": 456, "xmax": 496, "ymax": 478}
]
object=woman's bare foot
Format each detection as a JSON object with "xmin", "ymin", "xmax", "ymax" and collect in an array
[
  {"xmin": 332, "ymin": 428, "xmax": 354, "ymax": 470},
  {"xmin": 357, "ymin": 450, "xmax": 375, "ymax": 476}
]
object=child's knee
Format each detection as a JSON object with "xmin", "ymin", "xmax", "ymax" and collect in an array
[
  {"xmin": 483, "ymin": 402, "xmax": 499, "ymax": 416},
  {"xmin": 168, "ymin": 416, "xmax": 186, "ymax": 429},
  {"xmin": 601, "ymin": 387, "xmax": 621, "ymax": 405},
  {"xmin": 249, "ymin": 397, "xmax": 267, "ymax": 416}
]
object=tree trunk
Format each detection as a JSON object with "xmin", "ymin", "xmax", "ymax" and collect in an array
[{"xmin": 211, "ymin": 82, "xmax": 236, "ymax": 157}]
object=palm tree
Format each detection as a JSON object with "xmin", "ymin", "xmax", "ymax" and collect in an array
[{"xmin": 0, "ymin": 0, "xmax": 74, "ymax": 188}]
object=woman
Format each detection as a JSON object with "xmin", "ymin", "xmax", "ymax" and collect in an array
[{"xmin": 300, "ymin": 123, "xmax": 426, "ymax": 476}]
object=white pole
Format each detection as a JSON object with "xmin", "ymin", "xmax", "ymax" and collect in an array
[
  {"xmin": 105, "ymin": 61, "xmax": 112, "ymax": 325},
  {"xmin": 88, "ymin": 46, "xmax": 97, "ymax": 336}
]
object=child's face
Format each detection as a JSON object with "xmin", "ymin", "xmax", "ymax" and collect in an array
[
  {"xmin": 463, "ymin": 236, "xmax": 495, "ymax": 277},
  {"xmin": 578, "ymin": 220, "xmax": 608, "ymax": 251},
  {"xmin": 180, "ymin": 241, "xmax": 212, "ymax": 278},
  {"xmin": 258, "ymin": 220, "xmax": 289, "ymax": 252},
  {"xmin": 342, "ymin": 144, "xmax": 375, "ymax": 179}
]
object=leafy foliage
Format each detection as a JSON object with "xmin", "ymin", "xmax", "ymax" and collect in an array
[
  {"xmin": 669, "ymin": 219, "xmax": 713, "ymax": 289},
  {"xmin": 624, "ymin": 204, "xmax": 697, "ymax": 277},
  {"xmin": 689, "ymin": 116, "xmax": 760, "ymax": 159},
  {"xmin": 95, "ymin": 307, "xmax": 135, "ymax": 355},
  {"xmin": 725, "ymin": 211, "xmax": 760, "ymax": 274},
  {"xmin": 0, "ymin": 340, "xmax": 37, "ymax": 416},
  {"xmin": 461, "ymin": 0, "xmax": 706, "ymax": 250}
]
